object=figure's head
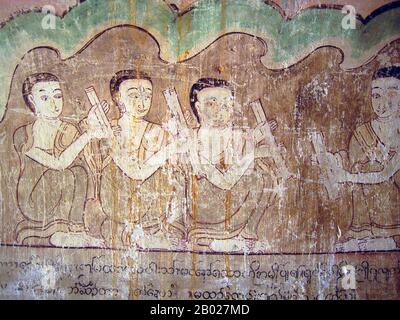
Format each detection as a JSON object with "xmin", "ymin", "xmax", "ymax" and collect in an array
[
  {"xmin": 110, "ymin": 70, "xmax": 153, "ymax": 118},
  {"xmin": 371, "ymin": 65, "xmax": 400, "ymax": 119},
  {"xmin": 190, "ymin": 78, "xmax": 234, "ymax": 127},
  {"xmin": 22, "ymin": 73, "xmax": 63, "ymax": 119}
]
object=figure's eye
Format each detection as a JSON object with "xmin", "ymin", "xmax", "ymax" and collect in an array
[
  {"xmin": 372, "ymin": 93, "xmax": 381, "ymax": 99},
  {"xmin": 208, "ymin": 98, "xmax": 217, "ymax": 105},
  {"xmin": 54, "ymin": 93, "xmax": 62, "ymax": 99},
  {"xmin": 40, "ymin": 95, "xmax": 49, "ymax": 102},
  {"xmin": 129, "ymin": 93, "xmax": 139, "ymax": 99}
]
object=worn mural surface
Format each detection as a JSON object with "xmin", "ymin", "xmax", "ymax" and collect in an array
[{"xmin": 0, "ymin": 0, "xmax": 399, "ymax": 299}]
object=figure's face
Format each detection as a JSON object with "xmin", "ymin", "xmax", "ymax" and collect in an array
[
  {"xmin": 117, "ymin": 79, "xmax": 153, "ymax": 118},
  {"xmin": 28, "ymin": 81, "xmax": 63, "ymax": 119},
  {"xmin": 195, "ymin": 87, "xmax": 234, "ymax": 127},
  {"xmin": 371, "ymin": 77, "xmax": 400, "ymax": 119}
]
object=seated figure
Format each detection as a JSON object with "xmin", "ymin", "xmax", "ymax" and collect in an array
[
  {"xmin": 312, "ymin": 65, "xmax": 400, "ymax": 251},
  {"xmin": 177, "ymin": 78, "xmax": 285, "ymax": 252},
  {"xmin": 99, "ymin": 70, "xmax": 187, "ymax": 248},
  {"xmin": 14, "ymin": 72, "xmax": 110, "ymax": 247}
]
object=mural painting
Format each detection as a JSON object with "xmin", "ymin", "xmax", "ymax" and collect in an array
[{"xmin": 0, "ymin": 0, "xmax": 399, "ymax": 299}]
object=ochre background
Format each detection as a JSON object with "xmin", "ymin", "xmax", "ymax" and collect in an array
[{"xmin": 1, "ymin": 25, "xmax": 399, "ymax": 253}]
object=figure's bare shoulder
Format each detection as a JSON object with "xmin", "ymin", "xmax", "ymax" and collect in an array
[{"xmin": 13, "ymin": 123, "xmax": 33, "ymax": 153}]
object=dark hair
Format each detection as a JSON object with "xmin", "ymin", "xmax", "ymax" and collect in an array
[
  {"xmin": 189, "ymin": 78, "xmax": 233, "ymax": 122},
  {"xmin": 373, "ymin": 65, "xmax": 400, "ymax": 81},
  {"xmin": 22, "ymin": 73, "xmax": 59, "ymax": 112},
  {"xmin": 109, "ymin": 70, "xmax": 152, "ymax": 104}
]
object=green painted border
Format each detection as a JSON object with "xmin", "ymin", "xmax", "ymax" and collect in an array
[{"xmin": 0, "ymin": 0, "xmax": 399, "ymax": 120}]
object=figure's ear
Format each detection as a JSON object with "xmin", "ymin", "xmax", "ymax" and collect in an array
[
  {"xmin": 194, "ymin": 101, "xmax": 201, "ymax": 113},
  {"xmin": 194, "ymin": 101, "xmax": 202, "ymax": 122},
  {"xmin": 117, "ymin": 97, "xmax": 126, "ymax": 115},
  {"xmin": 28, "ymin": 94, "xmax": 34, "ymax": 104},
  {"xmin": 115, "ymin": 92, "xmax": 122, "ymax": 107},
  {"xmin": 27, "ymin": 94, "xmax": 36, "ymax": 113},
  {"xmin": 116, "ymin": 91, "xmax": 121, "ymax": 104}
]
